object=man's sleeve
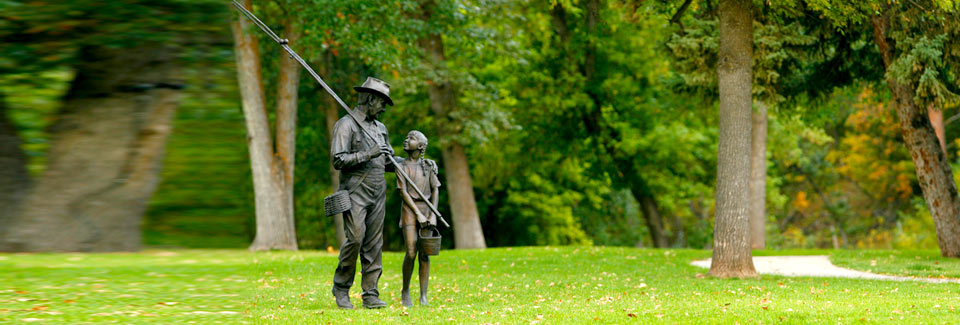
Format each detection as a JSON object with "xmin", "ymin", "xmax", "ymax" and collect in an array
[
  {"xmin": 331, "ymin": 120, "xmax": 367, "ymax": 170},
  {"xmin": 379, "ymin": 122, "xmax": 399, "ymax": 173},
  {"xmin": 396, "ymin": 165, "xmax": 405, "ymax": 188}
]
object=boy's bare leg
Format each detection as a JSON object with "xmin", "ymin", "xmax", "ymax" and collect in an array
[
  {"xmin": 401, "ymin": 225, "xmax": 417, "ymax": 307},
  {"xmin": 418, "ymin": 247, "xmax": 430, "ymax": 306}
]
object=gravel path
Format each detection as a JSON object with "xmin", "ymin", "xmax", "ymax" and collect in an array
[{"xmin": 691, "ymin": 255, "xmax": 960, "ymax": 284}]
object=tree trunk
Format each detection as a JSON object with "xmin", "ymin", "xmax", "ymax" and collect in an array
[
  {"xmin": 749, "ymin": 101, "xmax": 768, "ymax": 249},
  {"xmin": 0, "ymin": 92, "xmax": 30, "ymax": 234},
  {"xmin": 419, "ymin": 13, "xmax": 487, "ymax": 249},
  {"xmin": 622, "ymin": 162, "xmax": 669, "ymax": 248},
  {"xmin": 928, "ymin": 103, "xmax": 947, "ymax": 154},
  {"xmin": 272, "ymin": 21, "xmax": 300, "ymax": 250},
  {"xmin": 637, "ymin": 192, "xmax": 669, "ymax": 248},
  {"xmin": 441, "ymin": 142, "xmax": 487, "ymax": 249},
  {"xmin": 319, "ymin": 52, "xmax": 346, "ymax": 246},
  {"xmin": 325, "ymin": 100, "xmax": 345, "ymax": 246},
  {"xmin": 0, "ymin": 44, "xmax": 181, "ymax": 252},
  {"xmin": 709, "ymin": 0, "xmax": 757, "ymax": 277},
  {"xmin": 233, "ymin": 0, "xmax": 297, "ymax": 251},
  {"xmin": 871, "ymin": 14, "xmax": 960, "ymax": 257}
]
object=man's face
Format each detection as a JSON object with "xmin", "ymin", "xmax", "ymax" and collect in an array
[{"xmin": 365, "ymin": 95, "xmax": 386, "ymax": 120}]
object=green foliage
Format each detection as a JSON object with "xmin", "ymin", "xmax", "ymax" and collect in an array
[
  {"xmin": 888, "ymin": 34, "xmax": 960, "ymax": 107},
  {"xmin": 764, "ymin": 85, "xmax": 933, "ymax": 250},
  {"xmin": 144, "ymin": 64, "xmax": 252, "ymax": 249},
  {"xmin": 0, "ymin": 0, "xmax": 227, "ymax": 74},
  {"xmin": 0, "ymin": 69, "xmax": 71, "ymax": 176},
  {"xmin": 4, "ymin": 0, "xmax": 956, "ymax": 251},
  {"xmin": 808, "ymin": 0, "xmax": 960, "ymax": 108}
]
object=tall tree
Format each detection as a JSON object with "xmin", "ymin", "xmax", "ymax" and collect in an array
[
  {"xmin": 0, "ymin": 0, "xmax": 224, "ymax": 252},
  {"xmin": 231, "ymin": 0, "xmax": 299, "ymax": 251},
  {"xmin": 709, "ymin": 0, "xmax": 757, "ymax": 277},
  {"xmin": 0, "ymin": 44, "xmax": 183, "ymax": 252},
  {"xmin": 749, "ymin": 102, "xmax": 768, "ymax": 248},
  {"xmin": 317, "ymin": 51, "xmax": 346, "ymax": 246},
  {"xmin": 417, "ymin": 0, "xmax": 487, "ymax": 249},
  {"xmin": 667, "ymin": 3, "xmax": 829, "ymax": 250},
  {"xmin": 807, "ymin": 0, "xmax": 960, "ymax": 257},
  {"xmin": 870, "ymin": 8, "xmax": 960, "ymax": 257}
]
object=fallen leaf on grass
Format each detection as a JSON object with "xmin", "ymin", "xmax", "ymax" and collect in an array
[
  {"xmin": 21, "ymin": 318, "xmax": 43, "ymax": 322},
  {"xmin": 31, "ymin": 306, "xmax": 48, "ymax": 311},
  {"xmin": 627, "ymin": 313, "xmax": 637, "ymax": 318},
  {"xmin": 157, "ymin": 302, "xmax": 179, "ymax": 306},
  {"xmin": 62, "ymin": 300, "xmax": 75, "ymax": 304}
]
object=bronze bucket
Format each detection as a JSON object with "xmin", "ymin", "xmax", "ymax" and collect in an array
[{"xmin": 419, "ymin": 228, "xmax": 441, "ymax": 256}]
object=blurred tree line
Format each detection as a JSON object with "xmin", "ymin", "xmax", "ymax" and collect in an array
[{"xmin": 1, "ymin": 0, "xmax": 957, "ymax": 254}]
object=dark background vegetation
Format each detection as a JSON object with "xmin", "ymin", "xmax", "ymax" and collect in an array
[{"xmin": 1, "ymin": 0, "xmax": 956, "ymax": 252}]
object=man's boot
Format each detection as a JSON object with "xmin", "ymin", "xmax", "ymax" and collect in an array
[
  {"xmin": 362, "ymin": 295, "xmax": 387, "ymax": 309},
  {"xmin": 332, "ymin": 288, "xmax": 353, "ymax": 310}
]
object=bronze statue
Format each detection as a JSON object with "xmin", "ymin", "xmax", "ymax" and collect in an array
[
  {"xmin": 396, "ymin": 130, "xmax": 440, "ymax": 307},
  {"xmin": 329, "ymin": 77, "xmax": 396, "ymax": 309}
]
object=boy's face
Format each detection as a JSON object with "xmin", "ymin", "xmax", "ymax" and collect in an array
[{"xmin": 403, "ymin": 133, "xmax": 421, "ymax": 152}]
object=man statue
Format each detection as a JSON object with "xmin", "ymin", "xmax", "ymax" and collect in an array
[{"xmin": 330, "ymin": 77, "xmax": 396, "ymax": 309}]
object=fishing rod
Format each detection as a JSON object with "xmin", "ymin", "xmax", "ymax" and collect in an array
[{"xmin": 231, "ymin": 0, "xmax": 449, "ymax": 228}]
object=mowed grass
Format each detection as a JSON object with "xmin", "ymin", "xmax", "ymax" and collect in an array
[
  {"xmin": 3, "ymin": 247, "xmax": 959, "ymax": 324},
  {"xmin": 831, "ymin": 249, "xmax": 960, "ymax": 278},
  {"xmin": 0, "ymin": 250, "xmax": 251, "ymax": 323},
  {"xmin": 254, "ymin": 246, "xmax": 960, "ymax": 324}
]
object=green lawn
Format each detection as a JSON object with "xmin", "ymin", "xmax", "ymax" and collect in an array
[
  {"xmin": 3, "ymin": 247, "xmax": 959, "ymax": 323},
  {"xmin": 0, "ymin": 250, "xmax": 251, "ymax": 323},
  {"xmin": 831, "ymin": 249, "xmax": 960, "ymax": 278},
  {"xmin": 255, "ymin": 247, "xmax": 960, "ymax": 323}
]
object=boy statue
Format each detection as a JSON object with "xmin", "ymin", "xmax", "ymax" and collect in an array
[{"xmin": 396, "ymin": 130, "xmax": 440, "ymax": 307}]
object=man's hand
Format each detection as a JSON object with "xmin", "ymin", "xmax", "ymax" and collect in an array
[
  {"xmin": 380, "ymin": 144, "xmax": 394, "ymax": 157},
  {"xmin": 363, "ymin": 144, "xmax": 394, "ymax": 161}
]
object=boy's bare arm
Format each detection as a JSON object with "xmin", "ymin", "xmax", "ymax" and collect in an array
[{"xmin": 430, "ymin": 185, "xmax": 440, "ymax": 226}]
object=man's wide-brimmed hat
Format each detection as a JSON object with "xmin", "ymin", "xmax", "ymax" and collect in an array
[{"xmin": 354, "ymin": 77, "xmax": 393, "ymax": 106}]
